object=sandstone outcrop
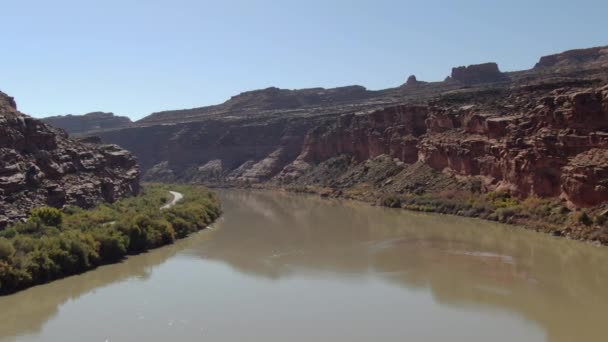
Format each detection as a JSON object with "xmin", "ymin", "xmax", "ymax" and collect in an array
[
  {"xmin": 535, "ymin": 46, "xmax": 608, "ymax": 71},
  {"xmin": 450, "ymin": 63, "xmax": 507, "ymax": 85},
  {"xmin": 84, "ymin": 45, "xmax": 608, "ymax": 213},
  {"xmin": 404, "ymin": 75, "xmax": 423, "ymax": 87},
  {"xmin": 561, "ymin": 149, "xmax": 608, "ymax": 207},
  {"xmin": 0, "ymin": 91, "xmax": 140, "ymax": 227}
]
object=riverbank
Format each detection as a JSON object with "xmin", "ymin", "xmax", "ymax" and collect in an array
[
  {"xmin": 5, "ymin": 189, "xmax": 608, "ymax": 341},
  {"xmin": 233, "ymin": 183, "xmax": 608, "ymax": 246},
  {"xmin": 0, "ymin": 183, "xmax": 221, "ymax": 295}
]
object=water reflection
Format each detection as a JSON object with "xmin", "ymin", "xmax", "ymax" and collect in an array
[
  {"xmin": 194, "ymin": 190, "xmax": 608, "ymax": 342},
  {"xmin": 1, "ymin": 190, "xmax": 607, "ymax": 342},
  {"xmin": 0, "ymin": 232, "xmax": 212, "ymax": 341}
]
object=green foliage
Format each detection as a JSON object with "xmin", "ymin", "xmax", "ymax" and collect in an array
[
  {"xmin": 14, "ymin": 219, "xmax": 45, "ymax": 236},
  {"xmin": 595, "ymin": 214, "xmax": 608, "ymax": 226},
  {"xmin": 578, "ymin": 211, "xmax": 593, "ymax": 226},
  {"xmin": 380, "ymin": 195, "xmax": 402, "ymax": 208},
  {"xmin": 385, "ymin": 188, "xmax": 578, "ymax": 232},
  {"xmin": 0, "ymin": 238, "xmax": 15, "ymax": 260},
  {"xmin": 0, "ymin": 184, "xmax": 220, "ymax": 294},
  {"xmin": 0, "ymin": 228, "xmax": 17, "ymax": 239},
  {"xmin": 29, "ymin": 207, "xmax": 63, "ymax": 227},
  {"xmin": 495, "ymin": 207, "xmax": 519, "ymax": 223},
  {"xmin": 485, "ymin": 191, "xmax": 519, "ymax": 208},
  {"xmin": 92, "ymin": 228, "xmax": 129, "ymax": 262},
  {"xmin": 519, "ymin": 196, "xmax": 568, "ymax": 225}
]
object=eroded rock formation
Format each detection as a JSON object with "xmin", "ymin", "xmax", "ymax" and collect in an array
[
  {"xmin": 0, "ymin": 92, "xmax": 140, "ymax": 227},
  {"xmin": 62, "ymin": 45, "xmax": 608, "ymax": 211},
  {"xmin": 535, "ymin": 46, "xmax": 608, "ymax": 71},
  {"xmin": 450, "ymin": 63, "xmax": 507, "ymax": 85}
]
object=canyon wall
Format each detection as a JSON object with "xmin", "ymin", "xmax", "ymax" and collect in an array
[
  {"xmin": 92, "ymin": 80, "xmax": 608, "ymax": 208},
  {"xmin": 58, "ymin": 45, "xmax": 608, "ymax": 210},
  {"xmin": 0, "ymin": 91, "xmax": 140, "ymax": 227}
]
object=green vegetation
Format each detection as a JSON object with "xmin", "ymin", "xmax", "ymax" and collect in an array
[
  {"xmin": 0, "ymin": 184, "xmax": 220, "ymax": 295},
  {"xmin": 29, "ymin": 207, "xmax": 63, "ymax": 226},
  {"xmin": 380, "ymin": 190, "xmax": 576, "ymax": 228},
  {"xmin": 380, "ymin": 195, "xmax": 402, "ymax": 208},
  {"xmin": 595, "ymin": 214, "xmax": 607, "ymax": 226},
  {"xmin": 578, "ymin": 211, "xmax": 593, "ymax": 226}
]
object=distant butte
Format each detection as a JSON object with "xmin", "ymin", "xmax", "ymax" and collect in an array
[{"xmin": 450, "ymin": 62, "xmax": 507, "ymax": 85}]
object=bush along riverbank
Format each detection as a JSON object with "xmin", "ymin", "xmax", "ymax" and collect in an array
[
  {"xmin": 0, "ymin": 184, "xmax": 220, "ymax": 295},
  {"xmin": 280, "ymin": 185, "xmax": 608, "ymax": 245}
]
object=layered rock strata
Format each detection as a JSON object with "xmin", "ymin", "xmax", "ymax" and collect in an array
[
  {"xmin": 0, "ymin": 92, "xmax": 140, "ymax": 227},
  {"xmin": 48, "ymin": 45, "xmax": 608, "ymax": 210}
]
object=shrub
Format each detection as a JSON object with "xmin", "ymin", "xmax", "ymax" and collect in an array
[
  {"xmin": 11, "ymin": 235, "xmax": 37, "ymax": 254},
  {"xmin": 486, "ymin": 191, "xmax": 519, "ymax": 208},
  {"xmin": 495, "ymin": 207, "xmax": 519, "ymax": 223},
  {"xmin": 93, "ymin": 229, "xmax": 129, "ymax": 262},
  {"xmin": 469, "ymin": 178, "xmax": 483, "ymax": 194},
  {"xmin": 381, "ymin": 195, "xmax": 402, "ymax": 208},
  {"xmin": 0, "ymin": 260, "xmax": 32, "ymax": 293},
  {"xmin": 14, "ymin": 220, "xmax": 45, "ymax": 236},
  {"xmin": 62, "ymin": 205, "xmax": 83, "ymax": 215},
  {"xmin": 167, "ymin": 216, "xmax": 194, "ymax": 238},
  {"xmin": 0, "ymin": 238, "xmax": 15, "ymax": 260},
  {"xmin": 153, "ymin": 219, "xmax": 176, "ymax": 245},
  {"xmin": 117, "ymin": 216, "xmax": 149, "ymax": 253},
  {"xmin": 596, "ymin": 214, "xmax": 608, "ymax": 226},
  {"xmin": 0, "ymin": 183, "xmax": 220, "ymax": 294},
  {"xmin": 0, "ymin": 228, "xmax": 18, "ymax": 239},
  {"xmin": 578, "ymin": 211, "xmax": 593, "ymax": 226},
  {"xmin": 29, "ymin": 207, "xmax": 63, "ymax": 227}
]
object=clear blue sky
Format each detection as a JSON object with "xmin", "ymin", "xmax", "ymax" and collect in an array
[{"xmin": 1, "ymin": 0, "xmax": 606, "ymax": 120}]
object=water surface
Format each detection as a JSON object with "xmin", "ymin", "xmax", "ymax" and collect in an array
[{"xmin": 1, "ymin": 190, "xmax": 608, "ymax": 342}]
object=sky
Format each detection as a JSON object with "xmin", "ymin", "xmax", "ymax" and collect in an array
[{"xmin": 1, "ymin": 0, "xmax": 607, "ymax": 120}]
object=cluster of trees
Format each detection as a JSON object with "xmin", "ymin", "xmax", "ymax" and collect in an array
[{"xmin": 0, "ymin": 184, "xmax": 221, "ymax": 294}]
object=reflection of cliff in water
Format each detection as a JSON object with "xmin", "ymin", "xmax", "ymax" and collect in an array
[
  {"xmin": 1, "ymin": 190, "xmax": 607, "ymax": 342},
  {"xmin": 0, "ymin": 232, "xmax": 210, "ymax": 340},
  {"xmin": 193, "ymin": 190, "xmax": 608, "ymax": 342}
]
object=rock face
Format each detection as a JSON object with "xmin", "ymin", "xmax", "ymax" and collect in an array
[
  {"xmin": 139, "ymin": 85, "xmax": 373, "ymax": 124},
  {"xmin": 450, "ymin": 63, "xmax": 507, "ymax": 85},
  {"xmin": 535, "ymin": 46, "xmax": 608, "ymax": 71},
  {"xmin": 561, "ymin": 148, "xmax": 608, "ymax": 207},
  {"xmin": 0, "ymin": 91, "xmax": 140, "ymax": 227},
  {"xmin": 89, "ymin": 45, "xmax": 608, "ymax": 210},
  {"xmin": 419, "ymin": 84, "xmax": 608, "ymax": 206},
  {"xmin": 42, "ymin": 112, "xmax": 132, "ymax": 135},
  {"xmin": 299, "ymin": 105, "xmax": 428, "ymax": 164},
  {"xmin": 404, "ymin": 75, "xmax": 422, "ymax": 87}
]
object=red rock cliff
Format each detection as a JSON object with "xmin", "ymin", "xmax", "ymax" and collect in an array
[
  {"xmin": 89, "ymin": 45, "xmax": 608, "ymax": 210},
  {"xmin": 0, "ymin": 91, "xmax": 140, "ymax": 227}
]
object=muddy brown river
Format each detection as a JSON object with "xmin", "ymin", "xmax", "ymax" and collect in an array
[{"xmin": 1, "ymin": 190, "xmax": 608, "ymax": 342}]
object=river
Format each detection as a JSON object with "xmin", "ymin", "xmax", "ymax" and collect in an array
[{"xmin": 1, "ymin": 190, "xmax": 607, "ymax": 342}]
